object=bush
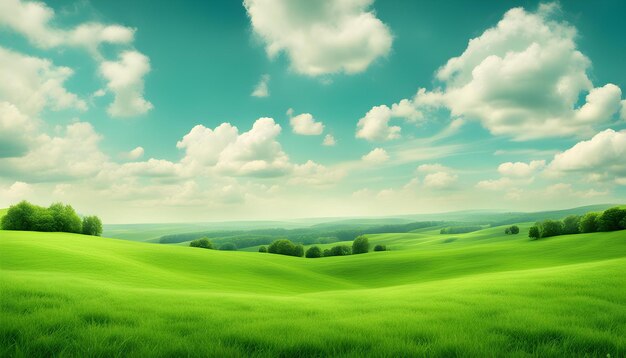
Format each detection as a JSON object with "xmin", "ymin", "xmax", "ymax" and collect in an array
[
  {"xmin": 1, "ymin": 201, "xmax": 90, "ymax": 234},
  {"xmin": 579, "ymin": 213, "xmax": 599, "ymax": 233},
  {"xmin": 621, "ymin": 216, "xmax": 626, "ymax": 230},
  {"xmin": 374, "ymin": 244, "xmax": 386, "ymax": 251},
  {"xmin": 352, "ymin": 236, "xmax": 369, "ymax": 254},
  {"xmin": 323, "ymin": 249, "xmax": 331, "ymax": 257},
  {"xmin": 528, "ymin": 226, "xmax": 540, "ymax": 240},
  {"xmin": 82, "ymin": 216, "xmax": 103, "ymax": 236},
  {"xmin": 562, "ymin": 215, "xmax": 581, "ymax": 235},
  {"xmin": 505, "ymin": 225, "xmax": 519, "ymax": 235},
  {"xmin": 190, "ymin": 238, "xmax": 213, "ymax": 249},
  {"xmin": 326, "ymin": 245, "xmax": 351, "ymax": 256},
  {"xmin": 597, "ymin": 207, "xmax": 626, "ymax": 232},
  {"xmin": 537, "ymin": 220, "xmax": 563, "ymax": 238},
  {"xmin": 267, "ymin": 239, "xmax": 302, "ymax": 257},
  {"xmin": 258, "ymin": 246, "xmax": 267, "ymax": 253},
  {"xmin": 305, "ymin": 246, "xmax": 322, "ymax": 258},
  {"xmin": 440, "ymin": 226, "xmax": 483, "ymax": 234},
  {"xmin": 219, "ymin": 242, "xmax": 237, "ymax": 251}
]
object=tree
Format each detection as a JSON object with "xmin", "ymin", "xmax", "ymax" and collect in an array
[
  {"xmin": 374, "ymin": 244, "xmax": 386, "ymax": 251},
  {"xmin": 621, "ymin": 216, "xmax": 626, "ymax": 230},
  {"xmin": 48, "ymin": 203, "xmax": 82, "ymax": 233},
  {"xmin": 528, "ymin": 226, "xmax": 540, "ymax": 240},
  {"xmin": 1, "ymin": 201, "xmax": 37, "ymax": 231},
  {"xmin": 190, "ymin": 238, "xmax": 213, "ymax": 249},
  {"xmin": 82, "ymin": 216, "xmax": 103, "ymax": 236},
  {"xmin": 258, "ymin": 246, "xmax": 267, "ymax": 253},
  {"xmin": 352, "ymin": 236, "xmax": 369, "ymax": 254},
  {"xmin": 305, "ymin": 246, "xmax": 322, "ymax": 258},
  {"xmin": 562, "ymin": 215, "xmax": 581, "ymax": 235},
  {"xmin": 579, "ymin": 213, "xmax": 599, "ymax": 233},
  {"xmin": 504, "ymin": 227, "xmax": 511, "ymax": 235},
  {"xmin": 597, "ymin": 207, "xmax": 626, "ymax": 232},
  {"xmin": 328, "ymin": 245, "xmax": 351, "ymax": 256},
  {"xmin": 267, "ymin": 239, "xmax": 301, "ymax": 257},
  {"xmin": 509, "ymin": 225, "xmax": 519, "ymax": 234},
  {"xmin": 219, "ymin": 242, "xmax": 237, "ymax": 251},
  {"xmin": 537, "ymin": 220, "xmax": 563, "ymax": 238},
  {"xmin": 323, "ymin": 249, "xmax": 331, "ymax": 257}
]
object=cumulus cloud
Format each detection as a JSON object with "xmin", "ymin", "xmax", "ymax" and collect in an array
[
  {"xmin": 243, "ymin": 0, "xmax": 392, "ymax": 76},
  {"xmin": 548, "ymin": 129, "xmax": 626, "ymax": 183},
  {"xmin": 0, "ymin": 46, "xmax": 86, "ymax": 116},
  {"xmin": 423, "ymin": 171, "xmax": 458, "ymax": 190},
  {"xmin": 356, "ymin": 105, "xmax": 400, "ymax": 141},
  {"xmin": 323, "ymin": 134, "xmax": 336, "ymax": 146},
  {"xmin": 100, "ymin": 51, "xmax": 153, "ymax": 117},
  {"xmin": 251, "ymin": 74, "xmax": 270, "ymax": 97},
  {"xmin": 0, "ymin": 102, "xmax": 37, "ymax": 158},
  {"xmin": 125, "ymin": 146, "xmax": 145, "ymax": 160},
  {"xmin": 498, "ymin": 160, "xmax": 546, "ymax": 178},
  {"xmin": 288, "ymin": 111, "xmax": 324, "ymax": 135},
  {"xmin": 362, "ymin": 148, "xmax": 389, "ymax": 163},
  {"xmin": 0, "ymin": 181, "xmax": 34, "ymax": 206},
  {"xmin": 0, "ymin": 0, "xmax": 134, "ymax": 54},
  {"xmin": 366, "ymin": 4, "xmax": 624, "ymax": 141},
  {"xmin": 177, "ymin": 118, "xmax": 291, "ymax": 178},
  {"xmin": 291, "ymin": 160, "xmax": 345, "ymax": 186}
]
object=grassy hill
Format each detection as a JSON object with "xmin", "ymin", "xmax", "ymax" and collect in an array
[{"xmin": 1, "ymin": 225, "xmax": 625, "ymax": 356}]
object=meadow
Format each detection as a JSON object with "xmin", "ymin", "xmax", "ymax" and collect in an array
[{"xmin": 1, "ymin": 220, "xmax": 625, "ymax": 357}]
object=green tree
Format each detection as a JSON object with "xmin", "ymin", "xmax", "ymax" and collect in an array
[
  {"xmin": 352, "ymin": 236, "xmax": 369, "ymax": 254},
  {"xmin": 49, "ymin": 203, "xmax": 82, "ymax": 233},
  {"xmin": 528, "ymin": 226, "xmax": 540, "ymax": 240},
  {"xmin": 504, "ymin": 227, "xmax": 511, "ymax": 234},
  {"xmin": 305, "ymin": 246, "xmax": 322, "ymax": 258},
  {"xmin": 82, "ymin": 216, "xmax": 103, "ymax": 236},
  {"xmin": 579, "ymin": 212, "xmax": 599, "ymax": 233},
  {"xmin": 328, "ymin": 245, "xmax": 351, "ymax": 256},
  {"xmin": 268, "ymin": 239, "xmax": 300, "ymax": 257},
  {"xmin": 190, "ymin": 238, "xmax": 213, "ymax": 249},
  {"xmin": 258, "ymin": 246, "xmax": 267, "ymax": 253},
  {"xmin": 374, "ymin": 244, "xmax": 386, "ymax": 251},
  {"xmin": 1, "ymin": 201, "xmax": 37, "ymax": 231},
  {"xmin": 323, "ymin": 249, "xmax": 331, "ymax": 257},
  {"xmin": 537, "ymin": 220, "xmax": 563, "ymax": 238},
  {"xmin": 620, "ymin": 216, "xmax": 626, "ymax": 230},
  {"xmin": 219, "ymin": 242, "xmax": 237, "ymax": 251},
  {"xmin": 509, "ymin": 225, "xmax": 520, "ymax": 234},
  {"xmin": 562, "ymin": 215, "xmax": 581, "ymax": 235},
  {"xmin": 597, "ymin": 207, "xmax": 626, "ymax": 232}
]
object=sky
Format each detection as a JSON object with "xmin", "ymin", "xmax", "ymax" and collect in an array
[{"xmin": 0, "ymin": 0, "xmax": 625, "ymax": 223}]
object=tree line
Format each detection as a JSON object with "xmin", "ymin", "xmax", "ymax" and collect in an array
[
  {"xmin": 189, "ymin": 238, "xmax": 238, "ymax": 251},
  {"xmin": 1, "ymin": 201, "xmax": 102, "ymax": 236},
  {"xmin": 529, "ymin": 206, "xmax": 626, "ymax": 240},
  {"xmin": 259, "ymin": 236, "xmax": 386, "ymax": 258}
]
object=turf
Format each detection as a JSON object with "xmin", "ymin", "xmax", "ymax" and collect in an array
[{"xmin": 1, "ymin": 226, "xmax": 625, "ymax": 357}]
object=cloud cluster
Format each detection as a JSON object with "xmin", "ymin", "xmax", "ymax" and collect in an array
[
  {"xmin": 100, "ymin": 51, "xmax": 153, "ymax": 117},
  {"xmin": 417, "ymin": 164, "xmax": 458, "ymax": 190},
  {"xmin": 289, "ymin": 112, "xmax": 325, "ymax": 135},
  {"xmin": 360, "ymin": 4, "xmax": 623, "ymax": 141},
  {"xmin": 243, "ymin": 0, "xmax": 392, "ymax": 76},
  {"xmin": 251, "ymin": 74, "xmax": 270, "ymax": 98}
]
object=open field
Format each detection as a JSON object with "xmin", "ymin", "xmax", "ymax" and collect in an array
[{"xmin": 1, "ymin": 224, "xmax": 625, "ymax": 357}]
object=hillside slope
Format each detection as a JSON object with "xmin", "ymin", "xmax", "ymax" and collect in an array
[{"xmin": 1, "ymin": 228, "xmax": 625, "ymax": 356}]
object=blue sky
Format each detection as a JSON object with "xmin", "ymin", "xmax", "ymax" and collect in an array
[{"xmin": 0, "ymin": 0, "xmax": 625, "ymax": 223}]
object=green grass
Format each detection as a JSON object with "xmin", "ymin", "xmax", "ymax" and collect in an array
[{"xmin": 1, "ymin": 226, "xmax": 625, "ymax": 357}]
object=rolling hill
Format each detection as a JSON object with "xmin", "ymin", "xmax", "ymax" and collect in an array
[{"xmin": 1, "ymin": 224, "xmax": 625, "ymax": 356}]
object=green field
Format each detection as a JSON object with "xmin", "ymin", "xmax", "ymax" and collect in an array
[{"xmin": 1, "ymin": 224, "xmax": 625, "ymax": 357}]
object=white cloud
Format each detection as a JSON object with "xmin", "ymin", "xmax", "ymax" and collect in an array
[
  {"xmin": 390, "ymin": 99, "xmax": 423, "ymax": 122},
  {"xmin": 243, "ymin": 0, "xmax": 392, "ymax": 76},
  {"xmin": 100, "ymin": 51, "xmax": 153, "ymax": 117},
  {"xmin": 362, "ymin": 148, "xmax": 389, "ymax": 163},
  {"xmin": 323, "ymin": 134, "xmax": 336, "ymax": 146},
  {"xmin": 0, "ymin": 181, "xmax": 33, "ymax": 206},
  {"xmin": 0, "ymin": 102, "xmax": 37, "ymax": 158},
  {"xmin": 372, "ymin": 4, "xmax": 624, "ymax": 141},
  {"xmin": 548, "ymin": 129, "xmax": 626, "ymax": 183},
  {"xmin": 291, "ymin": 160, "xmax": 345, "ymax": 186},
  {"xmin": 177, "ymin": 118, "xmax": 292, "ymax": 178},
  {"xmin": 0, "ymin": 0, "xmax": 134, "ymax": 54},
  {"xmin": 620, "ymin": 100, "xmax": 626, "ymax": 120},
  {"xmin": 251, "ymin": 74, "xmax": 270, "ymax": 98},
  {"xmin": 356, "ymin": 105, "xmax": 400, "ymax": 141},
  {"xmin": 289, "ymin": 112, "xmax": 324, "ymax": 135},
  {"xmin": 125, "ymin": 146, "xmax": 145, "ymax": 160},
  {"xmin": 423, "ymin": 171, "xmax": 458, "ymax": 190},
  {"xmin": 417, "ymin": 163, "xmax": 449, "ymax": 173},
  {"xmin": 476, "ymin": 177, "xmax": 514, "ymax": 191},
  {"xmin": 498, "ymin": 160, "xmax": 546, "ymax": 178},
  {"xmin": 0, "ymin": 46, "xmax": 86, "ymax": 116}
]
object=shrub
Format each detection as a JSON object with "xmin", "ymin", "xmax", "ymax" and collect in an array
[
  {"xmin": 374, "ymin": 244, "xmax": 386, "ymax": 251},
  {"xmin": 504, "ymin": 227, "xmax": 511, "ymax": 234},
  {"xmin": 528, "ymin": 226, "xmax": 540, "ymax": 240},
  {"xmin": 323, "ymin": 249, "xmax": 331, "ymax": 257},
  {"xmin": 504, "ymin": 225, "xmax": 519, "ymax": 235},
  {"xmin": 352, "ymin": 236, "xmax": 369, "ymax": 254},
  {"xmin": 219, "ymin": 242, "xmax": 237, "ymax": 251},
  {"xmin": 562, "ymin": 215, "xmax": 581, "ymax": 235},
  {"xmin": 258, "ymin": 246, "xmax": 267, "ymax": 253},
  {"xmin": 537, "ymin": 220, "xmax": 563, "ymax": 238},
  {"xmin": 579, "ymin": 213, "xmax": 599, "ymax": 233},
  {"xmin": 267, "ymin": 239, "xmax": 301, "ymax": 257},
  {"xmin": 327, "ymin": 245, "xmax": 351, "ymax": 256},
  {"xmin": 1, "ymin": 200, "xmax": 88, "ymax": 234},
  {"xmin": 190, "ymin": 238, "xmax": 213, "ymax": 249},
  {"xmin": 305, "ymin": 246, "xmax": 322, "ymax": 258},
  {"xmin": 597, "ymin": 207, "xmax": 626, "ymax": 232},
  {"xmin": 82, "ymin": 216, "xmax": 103, "ymax": 236},
  {"xmin": 621, "ymin": 216, "xmax": 626, "ymax": 230},
  {"xmin": 48, "ymin": 203, "xmax": 82, "ymax": 234}
]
